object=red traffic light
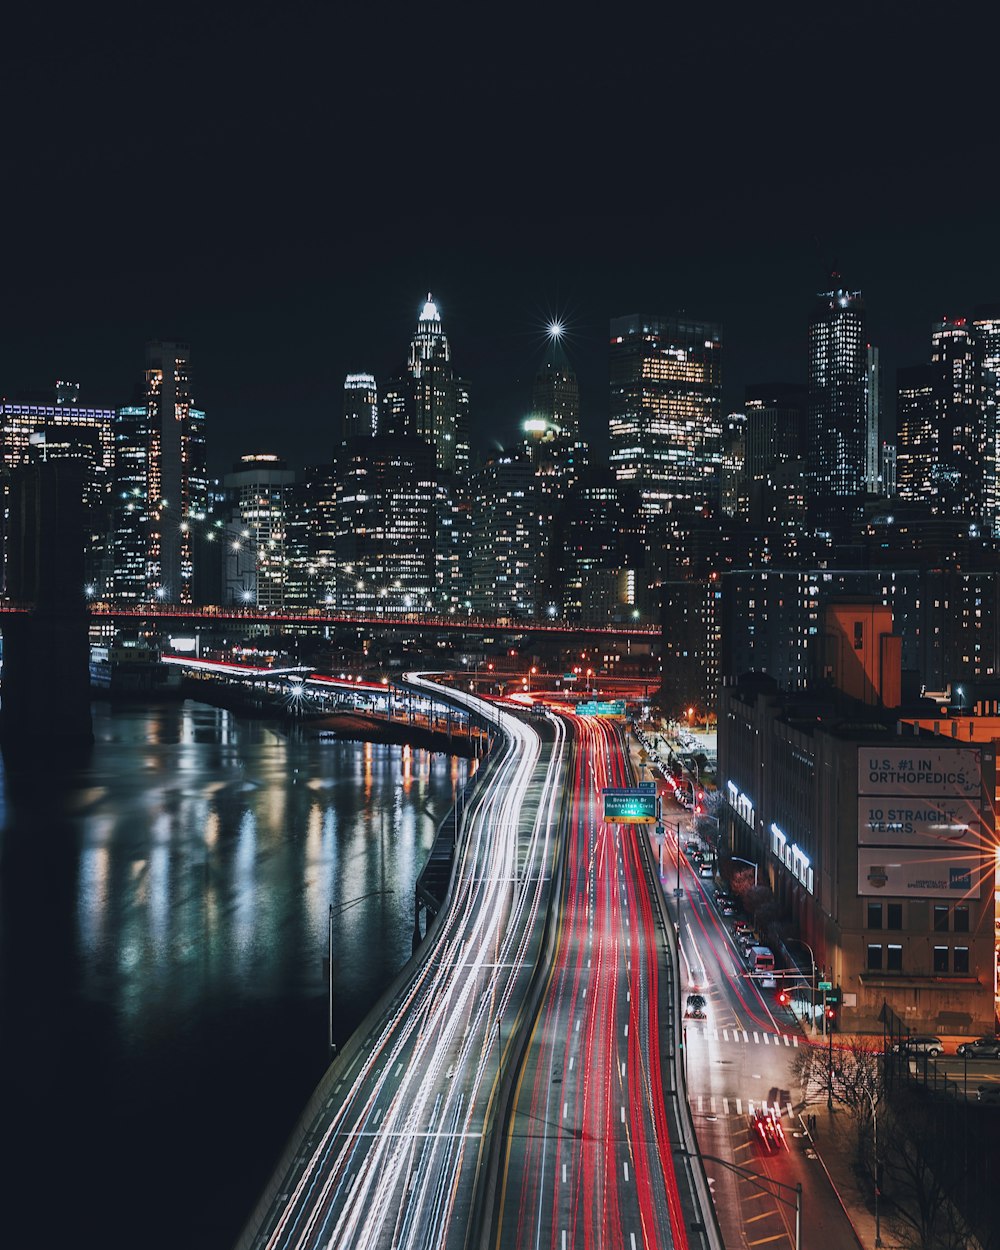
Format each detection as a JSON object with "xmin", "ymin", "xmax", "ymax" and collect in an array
[
  {"xmin": 825, "ymin": 1006, "xmax": 836, "ymax": 1019},
  {"xmin": 777, "ymin": 990, "xmax": 789, "ymax": 1007}
]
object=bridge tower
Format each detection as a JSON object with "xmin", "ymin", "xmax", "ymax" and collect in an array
[{"xmin": 1, "ymin": 461, "xmax": 93, "ymax": 755}]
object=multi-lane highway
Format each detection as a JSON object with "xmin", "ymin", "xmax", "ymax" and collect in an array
[
  {"xmin": 238, "ymin": 680, "xmax": 568, "ymax": 1250},
  {"xmin": 494, "ymin": 714, "xmax": 700, "ymax": 1250}
]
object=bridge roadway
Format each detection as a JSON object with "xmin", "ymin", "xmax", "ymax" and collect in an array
[{"xmin": 237, "ymin": 681, "xmax": 719, "ymax": 1250}]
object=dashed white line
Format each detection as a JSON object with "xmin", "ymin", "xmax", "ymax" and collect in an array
[
  {"xmin": 395, "ymin": 1062, "xmax": 403, "ymax": 1076},
  {"xmin": 563, "ymin": 1101, "xmax": 568, "ymax": 1119},
  {"xmin": 623, "ymin": 1160, "xmax": 630, "ymax": 1182},
  {"xmin": 621, "ymin": 1105, "xmax": 625, "ymax": 1123},
  {"xmin": 569, "ymin": 1056, "xmax": 575, "ymax": 1071},
  {"xmin": 562, "ymin": 1163, "xmax": 567, "ymax": 1183},
  {"xmin": 372, "ymin": 1107, "xmax": 383, "ymax": 1125}
]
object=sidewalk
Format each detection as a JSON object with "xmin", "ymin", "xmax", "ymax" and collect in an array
[{"xmin": 802, "ymin": 1100, "xmax": 887, "ymax": 1249}]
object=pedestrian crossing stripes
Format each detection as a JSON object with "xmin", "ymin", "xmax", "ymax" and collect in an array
[
  {"xmin": 686, "ymin": 1027, "xmax": 799, "ymax": 1048},
  {"xmin": 689, "ymin": 1094, "xmax": 797, "ymax": 1119}
]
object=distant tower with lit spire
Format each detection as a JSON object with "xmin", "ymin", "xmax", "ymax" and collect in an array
[
  {"xmin": 531, "ymin": 322, "xmax": 580, "ymax": 441},
  {"xmin": 383, "ymin": 294, "xmax": 470, "ymax": 476}
]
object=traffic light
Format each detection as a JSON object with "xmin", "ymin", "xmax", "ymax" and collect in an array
[
  {"xmin": 777, "ymin": 990, "xmax": 790, "ymax": 1008},
  {"xmin": 825, "ymin": 1006, "xmax": 836, "ymax": 1020}
]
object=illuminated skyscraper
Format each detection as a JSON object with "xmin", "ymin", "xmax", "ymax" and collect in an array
[
  {"xmin": 608, "ymin": 313, "xmax": 723, "ymax": 519},
  {"xmin": 896, "ymin": 317, "xmax": 983, "ymax": 519},
  {"xmin": 531, "ymin": 329, "xmax": 580, "ymax": 442},
  {"xmin": 111, "ymin": 340, "xmax": 207, "ymax": 603},
  {"xmin": 221, "ymin": 455, "xmax": 295, "ymax": 608},
  {"xmin": 807, "ymin": 279, "xmax": 877, "ymax": 521},
  {"xmin": 384, "ymin": 295, "xmax": 470, "ymax": 476},
  {"xmin": 973, "ymin": 304, "xmax": 1000, "ymax": 536},
  {"xmin": 342, "ymin": 373, "xmax": 378, "ymax": 443}
]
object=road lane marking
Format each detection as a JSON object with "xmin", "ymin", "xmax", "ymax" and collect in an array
[
  {"xmin": 752, "ymin": 1031, "xmax": 759, "ymax": 1043},
  {"xmin": 621, "ymin": 1106, "xmax": 625, "ymax": 1123},
  {"xmin": 563, "ymin": 1164, "xmax": 567, "ymax": 1183},
  {"xmin": 763, "ymin": 1034, "xmax": 770, "ymax": 1045},
  {"xmin": 395, "ymin": 1063, "xmax": 403, "ymax": 1076},
  {"xmin": 569, "ymin": 1056, "xmax": 575, "ymax": 1071},
  {"xmin": 563, "ymin": 1102, "xmax": 568, "ymax": 1119},
  {"xmin": 575, "ymin": 1019, "xmax": 580, "ymax": 1032},
  {"xmin": 623, "ymin": 1161, "xmax": 630, "ymax": 1181},
  {"xmin": 736, "ymin": 1098, "xmax": 743, "ymax": 1114},
  {"xmin": 723, "ymin": 1029, "xmax": 730, "ymax": 1041},
  {"xmin": 631, "ymin": 1235, "xmax": 638, "ymax": 1250},
  {"xmin": 625, "ymin": 1023, "xmax": 629, "ymax": 1037},
  {"xmin": 372, "ymin": 1107, "xmax": 382, "ymax": 1125},
  {"xmin": 742, "ymin": 1031, "xmax": 749, "ymax": 1043},
  {"xmin": 621, "ymin": 1061, "xmax": 626, "ymax": 1077}
]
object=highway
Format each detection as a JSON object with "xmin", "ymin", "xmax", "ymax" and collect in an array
[
  {"xmin": 494, "ymin": 714, "xmax": 696, "ymax": 1250},
  {"xmin": 238, "ymin": 678, "xmax": 568, "ymax": 1250}
]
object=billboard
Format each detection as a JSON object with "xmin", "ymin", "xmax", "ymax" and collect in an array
[
  {"xmin": 857, "ymin": 748, "xmax": 981, "ymax": 799},
  {"xmin": 857, "ymin": 797, "xmax": 983, "ymax": 847},
  {"xmin": 857, "ymin": 847, "xmax": 981, "ymax": 898},
  {"xmin": 857, "ymin": 746, "xmax": 984, "ymax": 897},
  {"xmin": 603, "ymin": 789, "xmax": 658, "ymax": 824}
]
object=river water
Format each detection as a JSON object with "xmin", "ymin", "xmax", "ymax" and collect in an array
[{"xmin": 0, "ymin": 700, "xmax": 470, "ymax": 1250}]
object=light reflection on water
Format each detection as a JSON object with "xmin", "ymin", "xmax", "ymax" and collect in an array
[{"xmin": 0, "ymin": 699, "xmax": 470, "ymax": 1250}]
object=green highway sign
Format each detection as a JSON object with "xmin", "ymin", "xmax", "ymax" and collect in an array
[
  {"xmin": 602, "ymin": 789, "xmax": 659, "ymax": 824},
  {"xmin": 818, "ymin": 981, "xmax": 833, "ymax": 991},
  {"xmin": 826, "ymin": 989, "xmax": 841, "ymax": 1006},
  {"xmin": 576, "ymin": 699, "xmax": 627, "ymax": 717}
]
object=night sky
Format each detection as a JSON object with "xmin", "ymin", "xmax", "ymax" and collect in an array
[{"xmin": 4, "ymin": 3, "xmax": 999, "ymax": 476}]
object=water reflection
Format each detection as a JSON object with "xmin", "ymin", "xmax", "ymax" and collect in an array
[{"xmin": 0, "ymin": 699, "xmax": 469, "ymax": 1250}]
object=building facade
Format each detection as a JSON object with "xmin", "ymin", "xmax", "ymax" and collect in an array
[
  {"xmin": 719, "ymin": 635, "xmax": 997, "ymax": 1036},
  {"xmin": 609, "ymin": 313, "xmax": 723, "ymax": 519}
]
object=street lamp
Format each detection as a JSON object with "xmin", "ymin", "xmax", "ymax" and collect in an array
[
  {"xmin": 731, "ymin": 855, "xmax": 758, "ymax": 887},
  {"xmin": 328, "ymin": 890, "xmax": 393, "ymax": 1055},
  {"xmin": 866, "ymin": 1089, "xmax": 883, "ymax": 1247}
]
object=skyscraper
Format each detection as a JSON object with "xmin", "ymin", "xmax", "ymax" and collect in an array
[
  {"xmin": 896, "ymin": 318, "xmax": 983, "ymax": 520},
  {"xmin": 608, "ymin": 313, "xmax": 723, "ymax": 519},
  {"xmin": 531, "ymin": 329, "xmax": 580, "ymax": 442},
  {"xmin": 111, "ymin": 341, "xmax": 207, "ymax": 603},
  {"xmin": 806, "ymin": 278, "xmax": 874, "ymax": 520},
  {"xmin": 221, "ymin": 454, "xmax": 296, "ymax": 608},
  {"xmin": 342, "ymin": 373, "xmax": 378, "ymax": 443},
  {"xmin": 384, "ymin": 296, "xmax": 470, "ymax": 476},
  {"xmin": 972, "ymin": 305, "xmax": 1000, "ymax": 536}
]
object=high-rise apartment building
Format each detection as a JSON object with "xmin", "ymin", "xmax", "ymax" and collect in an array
[
  {"xmin": 972, "ymin": 304, "xmax": 1000, "ymax": 536},
  {"xmin": 383, "ymin": 296, "xmax": 470, "ymax": 476},
  {"xmin": 332, "ymin": 435, "xmax": 437, "ymax": 613},
  {"xmin": 807, "ymin": 279, "xmax": 876, "ymax": 521},
  {"xmin": 110, "ymin": 341, "xmax": 207, "ymax": 603},
  {"xmin": 896, "ymin": 318, "xmax": 983, "ymax": 520},
  {"xmin": 342, "ymin": 373, "xmax": 378, "ymax": 443},
  {"xmin": 221, "ymin": 455, "xmax": 296, "ymax": 608},
  {"xmin": 609, "ymin": 314, "xmax": 723, "ymax": 519}
]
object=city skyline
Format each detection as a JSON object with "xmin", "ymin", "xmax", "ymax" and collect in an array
[{"xmin": 5, "ymin": 259, "xmax": 1000, "ymax": 479}]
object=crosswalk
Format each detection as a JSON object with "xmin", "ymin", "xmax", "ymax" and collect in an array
[
  {"xmin": 686, "ymin": 1026, "xmax": 800, "ymax": 1048},
  {"xmin": 689, "ymin": 1094, "xmax": 797, "ymax": 1119}
]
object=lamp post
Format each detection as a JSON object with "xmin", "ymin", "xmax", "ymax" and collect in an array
[
  {"xmin": 866, "ymin": 1089, "xmax": 883, "ymax": 1246},
  {"xmin": 328, "ymin": 889, "xmax": 393, "ymax": 1055},
  {"xmin": 731, "ymin": 855, "xmax": 758, "ymax": 887}
]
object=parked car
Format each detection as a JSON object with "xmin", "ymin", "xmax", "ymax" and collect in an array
[
  {"xmin": 684, "ymin": 994, "xmax": 707, "ymax": 1020},
  {"xmin": 978, "ymin": 1084, "xmax": 1000, "ymax": 1105},
  {"xmin": 957, "ymin": 1037, "xmax": 1000, "ymax": 1059},
  {"xmin": 892, "ymin": 1034, "xmax": 943, "ymax": 1057}
]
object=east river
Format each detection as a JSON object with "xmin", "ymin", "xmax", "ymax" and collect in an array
[{"xmin": 0, "ymin": 700, "xmax": 471, "ymax": 1250}]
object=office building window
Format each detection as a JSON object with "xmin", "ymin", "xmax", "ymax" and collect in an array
[
  {"xmin": 887, "ymin": 904, "xmax": 903, "ymax": 930},
  {"xmin": 867, "ymin": 944, "xmax": 883, "ymax": 970},
  {"xmin": 867, "ymin": 903, "xmax": 882, "ymax": 929},
  {"xmin": 954, "ymin": 906, "xmax": 969, "ymax": 933},
  {"xmin": 887, "ymin": 944, "xmax": 903, "ymax": 971},
  {"xmin": 954, "ymin": 947, "xmax": 970, "ymax": 974},
  {"xmin": 933, "ymin": 905, "xmax": 949, "ymax": 932},
  {"xmin": 933, "ymin": 946, "xmax": 949, "ymax": 973}
]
